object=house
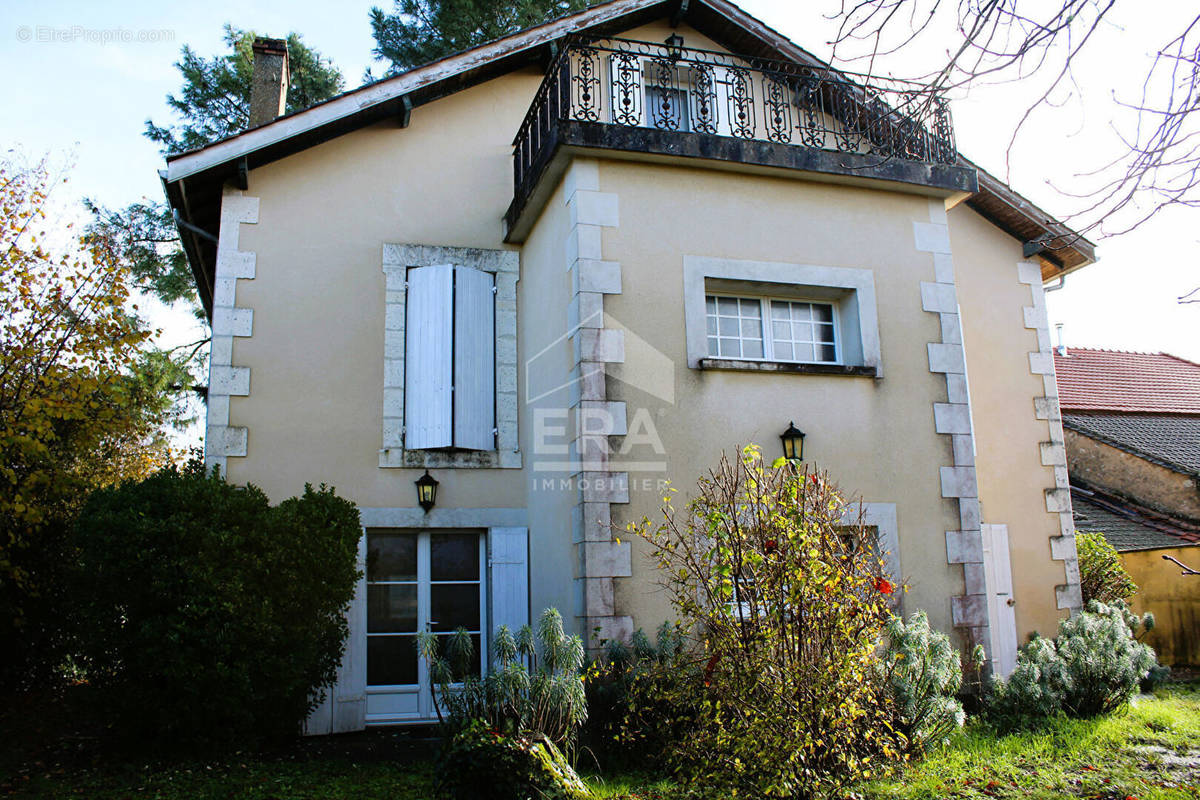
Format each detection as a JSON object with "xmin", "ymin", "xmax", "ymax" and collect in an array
[
  {"xmin": 160, "ymin": 0, "xmax": 1098, "ymax": 733},
  {"xmin": 1055, "ymin": 347, "xmax": 1200, "ymax": 665}
]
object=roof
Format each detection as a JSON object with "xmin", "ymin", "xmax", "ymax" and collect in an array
[
  {"xmin": 1063, "ymin": 412, "xmax": 1200, "ymax": 475},
  {"xmin": 161, "ymin": 0, "xmax": 1096, "ymax": 318},
  {"xmin": 1055, "ymin": 348, "xmax": 1200, "ymax": 414},
  {"xmin": 1072, "ymin": 488, "xmax": 1200, "ymax": 552}
]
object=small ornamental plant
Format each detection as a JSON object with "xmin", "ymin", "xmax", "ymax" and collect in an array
[
  {"xmin": 629, "ymin": 446, "xmax": 906, "ymax": 798},
  {"xmin": 986, "ymin": 600, "xmax": 1162, "ymax": 730},
  {"xmin": 1076, "ymin": 531, "xmax": 1138, "ymax": 604}
]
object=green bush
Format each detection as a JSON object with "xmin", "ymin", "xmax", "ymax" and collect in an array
[
  {"xmin": 1076, "ymin": 531, "xmax": 1137, "ymax": 604},
  {"xmin": 420, "ymin": 608, "xmax": 587, "ymax": 749},
  {"xmin": 582, "ymin": 622, "xmax": 702, "ymax": 771},
  {"xmin": 986, "ymin": 600, "xmax": 1161, "ymax": 730},
  {"xmin": 73, "ymin": 460, "xmax": 361, "ymax": 745},
  {"xmin": 436, "ymin": 718, "xmax": 591, "ymax": 800},
  {"xmin": 879, "ymin": 610, "xmax": 971, "ymax": 753},
  {"xmin": 630, "ymin": 446, "xmax": 905, "ymax": 797}
]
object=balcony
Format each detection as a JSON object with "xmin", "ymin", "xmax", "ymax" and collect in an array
[{"xmin": 504, "ymin": 36, "xmax": 977, "ymax": 241}]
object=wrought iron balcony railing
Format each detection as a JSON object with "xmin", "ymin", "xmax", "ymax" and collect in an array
[{"xmin": 512, "ymin": 36, "xmax": 958, "ymax": 213}]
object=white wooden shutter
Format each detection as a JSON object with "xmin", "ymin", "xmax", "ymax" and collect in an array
[
  {"xmin": 305, "ymin": 532, "xmax": 368, "ymax": 734},
  {"xmin": 981, "ymin": 523, "xmax": 1018, "ymax": 678},
  {"xmin": 404, "ymin": 265, "xmax": 453, "ymax": 449},
  {"xmin": 488, "ymin": 528, "xmax": 529, "ymax": 646},
  {"xmin": 453, "ymin": 266, "xmax": 496, "ymax": 450}
]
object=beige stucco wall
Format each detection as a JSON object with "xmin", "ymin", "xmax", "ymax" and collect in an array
[
  {"xmin": 1122, "ymin": 546, "xmax": 1200, "ymax": 666},
  {"xmin": 230, "ymin": 70, "xmax": 544, "ymax": 508},
  {"xmin": 595, "ymin": 159, "xmax": 964, "ymax": 637},
  {"xmin": 950, "ymin": 205, "xmax": 1069, "ymax": 639},
  {"xmin": 1064, "ymin": 429, "xmax": 1200, "ymax": 519}
]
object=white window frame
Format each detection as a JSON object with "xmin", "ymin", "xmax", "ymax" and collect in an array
[
  {"xmin": 683, "ymin": 256, "xmax": 882, "ymax": 376},
  {"xmin": 365, "ymin": 528, "xmax": 489, "ymax": 724},
  {"xmin": 706, "ymin": 293, "xmax": 842, "ymax": 365}
]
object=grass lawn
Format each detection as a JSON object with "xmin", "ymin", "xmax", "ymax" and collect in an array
[{"xmin": 2, "ymin": 683, "xmax": 1197, "ymax": 799}]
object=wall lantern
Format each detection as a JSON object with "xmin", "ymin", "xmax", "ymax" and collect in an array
[
  {"xmin": 415, "ymin": 469, "xmax": 439, "ymax": 513},
  {"xmin": 665, "ymin": 33, "xmax": 684, "ymax": 60},
  {"xmin": 780, "ymin": 422, "xmax": 805, "ymax": 462}
]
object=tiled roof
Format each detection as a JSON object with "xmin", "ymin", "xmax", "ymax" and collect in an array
[
  {"xmin": 1054, "ymin": 348, "xmax": 1200, "ymax": 413},
  {"xmin": 1063, "ymin": 412, "xmax": 1200, "ymax": 475},
  {"xmin": 1071, "ymin": 489, "xmax": 1200, "ymax": 552}
]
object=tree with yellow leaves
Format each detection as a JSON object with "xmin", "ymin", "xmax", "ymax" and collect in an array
[{"xmin": 1, "ymin": 155, "xmax": 175, "ymax": 688}]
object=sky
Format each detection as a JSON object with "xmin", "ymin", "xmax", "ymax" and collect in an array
[{"xmin": 1, "ymin": 0, "xmax": 1196, "ymax": 374}]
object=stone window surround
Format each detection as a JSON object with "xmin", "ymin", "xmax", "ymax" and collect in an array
[
  {"xmin": 380, "ymin": 244, "xmax": 521, "ymax": 469},
  {"xmin": 682, "ymin": 256, "xmax": 882, "ymax": 376}
]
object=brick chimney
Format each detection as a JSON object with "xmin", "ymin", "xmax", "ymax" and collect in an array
[{"xmin": 249, "ymin": 37, "xmax": 289, "ymax": 128}]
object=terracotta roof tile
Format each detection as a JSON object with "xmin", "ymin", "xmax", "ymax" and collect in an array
[{"xmin": 1054, "ymin": 348, "xmax": 1200, "ymax": 413}]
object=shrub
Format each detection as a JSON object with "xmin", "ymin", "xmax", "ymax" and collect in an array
[
  {"xmin": 1076, "ymin": 531, "xmax": 1137, "ymax": 604},
  {"xmin": 73, "ymin": 460, "xmax": 361, "ymax": 745},
  {"xmin": 986, "ymin": 600, "xmax": 1161, "ymax": 730},
  {"xmin": 436, "ymin": 719, "xmax": 591, "ymax": 800},
  {"xmin": 879, "ymin": 611, "xmax": 970, "ymax": 752},
  {"xmin": 582, "ymin": 622, "xmax": 702, "ymax": 771},
  {"xmin": 630, "ymin": 446, "xmax": 905, "ymax": 797},
  {"xmin": 420, "ymin": 607, "xmax": 587, "ymax": 749}
]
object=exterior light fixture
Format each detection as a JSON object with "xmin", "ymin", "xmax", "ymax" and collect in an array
[
  {"xmin": 780, "ymin": 421, "xmax": 805, "ymax": 462},
  {"xmin": 415, "ymin": 469, "xmax": 439, "ymax": 513},
  {"xmin": 665, "ymin": 33, "xmax": 684, "ymax": 60}
]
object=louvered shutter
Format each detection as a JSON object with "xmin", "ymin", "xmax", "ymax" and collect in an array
[
  {"xmin": 488, "ymin": 527, "xmax": 529, "ymax": 646},
  {"xmin": 404, "ymin": 265, "xmax": 454, "ymax": 449},
  {"xmin": 452, "ymin": 266, "xmax": 496, "ymax": 451}
]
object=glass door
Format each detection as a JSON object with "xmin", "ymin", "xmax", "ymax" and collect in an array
[{"xmin": 365, "ymin": 529, "xmax": 486, "ymax": 724}]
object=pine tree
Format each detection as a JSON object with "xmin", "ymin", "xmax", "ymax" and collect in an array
[{"xmin": 370, "ymin": 0, "xmax": 590, "ymax": 74}]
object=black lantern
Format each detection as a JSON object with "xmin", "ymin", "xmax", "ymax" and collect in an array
[
  {"xmin": 780, "ymin": 422, "xmax": 805, "ymax": 462},
  {"xmin": 665, "ymin": 32, "xmax": 684, "ymax": 60},
  {"xmin": 415, "ymin": 470, "xmax": 439, "ymax": 513}
]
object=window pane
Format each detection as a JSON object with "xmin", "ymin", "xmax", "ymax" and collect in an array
[
  {"xmin": 740, "ymin": 299, "xmax": 761, "ymax": 318},
  {"xmin": 775, "ymin": 342, "xmax": 793, "ymax": 361},
  {"xmin": 742, "ymin": 339, "xmax": 763, "ymax": 358},
  {"xmin": 436, "ymin": 633, "xmax": 482, "ymax": 678},
  {"xmin": 819, "ymin": 344, "xmax": 837, "ymax": 362},
  {"xmin": 817, "ymin": 323, "xmax": 835, "ymax": 343},
  {"xmin": 367, "ymin": 635, "xmax": 418, "ymax": 686},
  {"xmin": 368, "ymin": 585, "xmax": 418, "ymax": 633},
  {"xmin": 740, "ymin": 318, "xmax": 761, "ymax": 338},
  {"xmin": 717, "ymin": 297, "xmax": 738, "ymax": 315},
  {"xmin": 707, "ymin": 336, "xmax": 719, "ymax": 355},
  {"xmin": 431, "ymin": 584, "xmax": 481, "ymax": 632},
  {"xmin": 791, "ymin": 303, "xmax": 812, "ymax": 322},
  {"xmin": 431, "ymin": 533, "xmax": 479, "ymax": 581},
  {"xmin": 814, "ymin": 304, "xmax": 834, "ymax": 323},
  {"xmin": 719, "ymin": 338, "xmax": 740, "ymax": 357},
  {"xmin": 706, "ymin": 315, "xmax": 717, "ymax": 335},
  {"xmin": 718, "ymin": 317, "xmax": 739, "ymax": 337},
  {"xmin": 368, "ymin": 532, "xmax": 417, "ymax": 581},
  {"xmin": 770, "ymin": 301, "xmax": 790, "ymax": 321},
  {"xmin": 706, "ymin": 296, "xmax": 717, "ymax": 314},
  {"xmin": 772, "ymin": 320, "xmax": 790, "ymax": 339}
]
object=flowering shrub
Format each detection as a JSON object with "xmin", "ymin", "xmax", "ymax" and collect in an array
[
  {"xmin": 879, "ymin": 611, "xmax": 973, "ymax": 752},
  {"xmin": 1076, "ymin": 531, "xmax": 1137, "ymax": 604},
  {"xmin": 986, "ymin": 600, "xmax": 1162, "ymax": 730},
  {"xmin": 629, "ymin": 446, "xmax": 905, "ymax": 797}
]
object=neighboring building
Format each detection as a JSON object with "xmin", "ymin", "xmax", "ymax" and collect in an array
[
  {"xmin": 161, "ymin": 0, "xmax": 1098, "ymax": 732},
  {"xmin": 1056, "ymin": 348, "xmax": 1200, "ymax": 665}
]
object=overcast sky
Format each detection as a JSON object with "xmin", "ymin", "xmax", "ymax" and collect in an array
[{"xmin": 2, "ymin": 0, "xmax": 1195, "ymax": 373}]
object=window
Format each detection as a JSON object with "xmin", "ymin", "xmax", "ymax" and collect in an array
[
  {"xmin": 366, "ymin": 530, "xmax": 486, "ymax": 717},
  {"xmin": 645, "ymin": 85, "xmax": 691, "ymax": 132},
  {"xmin": 705, "ymin": 294, "xmax": 839, "ymax": 364},
  {"xmin": 404, "ymin": 265, "xmax": 496, "ymax": 450}
]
